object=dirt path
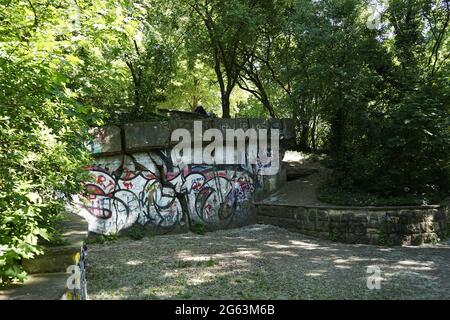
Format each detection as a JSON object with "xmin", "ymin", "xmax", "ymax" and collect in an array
[
  {"xmin": 86, "ymin": 225, "xmax": 450, "ymax": 300},
  {"xmin": 261, "ymin": 151, "xmax": 330, "ymax": 206},
  {"xmin": 260, "ymin": 171, "xmax": 328, "ymax": 206}
]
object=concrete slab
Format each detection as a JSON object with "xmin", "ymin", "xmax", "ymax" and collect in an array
[
  {"xmin": 22, "ymin": 213, "xmax": 88, "ymax": 274},
  {"xmin": 0, "ymin": 273, "xmax": 68, "ymax": 300},
  {"xmin": 124, "ymin": 121, "xmax": 170, "ymax": 151},
  {"xmin": 88, "ymin": 126, "xmax": 122, "ymax": 156}
]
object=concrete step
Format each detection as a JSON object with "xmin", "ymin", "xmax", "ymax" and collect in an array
[
  {"xmin": 0, "ymin": 273, "xmax": 69, "ymax": 300},
  {"xmin": 22, "ymin": 212, "xmax": 88, "ymax": 274},
  {"xmin": 283, "ymin": 162, "xmax": 319, "ymax": 181}
]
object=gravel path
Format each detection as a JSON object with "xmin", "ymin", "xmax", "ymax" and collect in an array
[{"xmin": 86, "ymin": 224, "xmax": 450, "ymax": 300}]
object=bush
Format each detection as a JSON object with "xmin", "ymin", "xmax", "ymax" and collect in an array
[
  {"xmin": 126, "ymin": 225, "xmax": 147, "ymax": 241},
  {"xmin": 0, "ymin": 103, "xmax": 91, "ymax": 285},
  {"xmin": 191, "ymin": 222, "xmax": 207, "ymax": 235},
  {"xmin": 0, "ymin": 33, "xmax": 94, "ymax": 284},
  {"xmin": 323, "ymin": 78, "xmax": 449, "ymax": 205}
]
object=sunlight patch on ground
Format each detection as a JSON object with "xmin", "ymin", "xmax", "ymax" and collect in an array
[{"xmin": 282, "ymin": 151, "xmax": 308, "ymax": 163}]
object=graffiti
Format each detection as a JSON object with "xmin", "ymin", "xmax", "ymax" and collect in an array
[{"xmin": 75, "ymin": 151, "xmax": 261, "ymax": 234}]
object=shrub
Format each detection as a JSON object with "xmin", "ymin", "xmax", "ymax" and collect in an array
[
  {"xmin": 191, "ymin": 222, "xmax": 207, "ymax": 235},
  {"xmin": 126, "ymin": 225, "xmax": 147, "ymax": 241}
]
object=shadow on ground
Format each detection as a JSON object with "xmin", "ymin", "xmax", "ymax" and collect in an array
[{"xmin": 86, "ymin": 224, "xmax": 450, "ymax": 300}]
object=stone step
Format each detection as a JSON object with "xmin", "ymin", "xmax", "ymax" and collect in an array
[
  {"xmin": 283, "ymin": 162, "xmax": 319, "ymax": 181},
  {"xmin": 22, "ymin": 243, "xmax": 84, "ymax": 274},
  {"xmin": 0, "ymin": 273, "xmax": 69, "ymax": 300},
  {"xmin": 22, "ymin": 212, "xmax": 88, "ymax": 274}
]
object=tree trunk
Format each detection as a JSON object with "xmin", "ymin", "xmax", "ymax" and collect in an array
[
  {"xmin": 298, "ymin": 123, "xmax": 310, "ymax": 151},
  {"xmin": 311, "ymin": 115, "xmax": 317, "ymax": 152},
  {"xmin": 221, "ymin": 92, "xmax": 231, "ymax": 118},
  {"xmin": 133, "ymin": 84, "xmax": 140, "ymax": 114},
  {"xmin": 330, "ymin": 106, "xmax": 346, "ymax": 174},
  {"xmin": 191, "ymin": 95, "xmax": 199, "ymax": 111},
  {"xmin": 258, "ymin": 83, "xmax": 276, "ymax": 118}
]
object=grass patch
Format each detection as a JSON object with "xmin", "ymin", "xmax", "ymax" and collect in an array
[
  {"xmin": 173, "ymin": 258, "xmax": 218, "ymax": 269},
  {"xmin": 86, "ymin": 233, "xmax": 119, "ymax": 245}
]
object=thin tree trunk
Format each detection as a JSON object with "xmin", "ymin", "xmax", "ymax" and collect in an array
[
  {"xmin": 298, "ymin": 124, "xmax": 310, "ymax": 151},
  {"xmin": 221, "ymin": 92, "xmax": 231, "ymax": 118},
  {"xmin": 311, "ymin": 115, "xmax": 317, "ymax": 152}
]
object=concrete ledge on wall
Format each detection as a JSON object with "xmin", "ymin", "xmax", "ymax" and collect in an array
[
  {"xmin": 89, "ymin": 118, "xmax": 295, "ymax": 156},
  {"xmin": 256, "ymin": 203, "xmax": 449, "ymax": 246},
  {"xmin": 212, "ymin": 118, "xmax": 251, "ymax": 137},
  {"xmin": 88, "ymin": 126, "xmax": 122, "ymax": 156},
  {"xmin": 169, "ymin": 119, "xmax": 212, "ymax": 138},
  {"xmin": 124, "ymin": 121, "xmax": 170, "ymax": 152}
]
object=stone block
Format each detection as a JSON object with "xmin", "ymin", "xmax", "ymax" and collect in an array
[
  {"xmin": 315, "ymin": 232, "xmax": 330, "ymax": 240},
  {"xmin": 433, "ymin": 210, "xmax": 445, "ymax": 221},
  {"xmin": 304, "ymin": 221, "xmax": 315, "ymax": 231},
  {"xmin": 345, "ymin": 234, "xmax": 358, "ymax": 244},
  {"xmin": 88, "ymin": 126, "xmax": 122, "ymax": 156},
  {"xmin": 336, "ymin": 232, "xmax": 347, "ymax": 242},
  {"xmin": 340, "ymin": 213, "xmax": 353, "ymax": 222},
  {"xmin": 405, "ymin": 223, "xmax": 420, "ymax": 234},
  {"xmin": 317, "ymin": 209, "xmax": 329, "ymax": 221},
  {"xmin": 367, "ymin": 233, "xmax": 380, "ymax": 245},
  {"xmin": 411, "ymin": 233, "xmax": 425, "ymax": 245},
  {"xmin": 295, "ymin": 207, "xmax": 307, "ymax": 220},
  {"xmin": 316, "ymin": 220, "xmax": 330, "ymax": 232},
  {"xmin": 367, "ymin": 218, "xmax": 380, "ymax": 228},
  {"xmin": 257, "ymin": 205, "xmax": 279, "ymax": 218},
  {"xmin": 124, "ymin": 122, "xmax": 170, "ymax": 151},
  {"xmin": 350, "ymin": 223, "xmax": 367, "ymax": 236},
  {"xmin": 248, "ymin": 118, "xmax": 268, "ymax": 131},
  {"xmin": 212, "ymin": 118, "xmax": 250, "ymax": 140},
  {"xmin": 168, "ymin": 119, "xmax": 209, "ymax": 145},
  {"xmin": 274, "ymin": 206, "xmax": 296, "ymax": 219},
  {"xmin": 22, "ymin": 245, "xmax": 81, "ymax": 274},
  {"xmin": 330, "ymin": 213, "xmax": 340, "ymax": 222},
  {"xmin": 306, "ymin": 209, "xmax": 317, "ymax": 222},
  {"xmin": 336, "ymin": 223, "xmax": 349, "ymax": 234}
]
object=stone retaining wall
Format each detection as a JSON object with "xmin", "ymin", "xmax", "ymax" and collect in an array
[{"xmin": 256, "ymin": 204, "xmax": 449, "ymax": 246}]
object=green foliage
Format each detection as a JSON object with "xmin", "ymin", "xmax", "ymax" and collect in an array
[
  {"xmin": 329, "ymin": 230, "xmax": 338, "ymax": 242},
  {"xmin": 0, "ymin": 0, "xmax": 94, "ymax": 284},
  {"xmin": 191, "ymin": 222, "xmax": 207, "ymax": 235},
  {"xmin": 307, "ymin": 0, "xmax": 450, "ymax": 203},
  {"xmin": 205, "ymin": 258, "xmax": 218, "ymax": 267},
  {"xmin": 318, "ymin": 179, "xmax": 436, "ymax": 206},
  {"xmin": 427, "ymin": 233, "xmax": 440, "ymax": 245},
  {"xmin": 85, "ymin": 233, "xmax": 119, "ymax": 245},
  {"xmin": 376, "ymin": 230, "xmax": 394, "ymax": 247},
  {"xmin": 126, "ymin": 225, "xmax": 146, "ymax": 241}
]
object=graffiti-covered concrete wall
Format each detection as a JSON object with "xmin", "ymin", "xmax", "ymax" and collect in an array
[{"xmin": 73, "ymin": 118, "xmax": 294, "ymax": 235}]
